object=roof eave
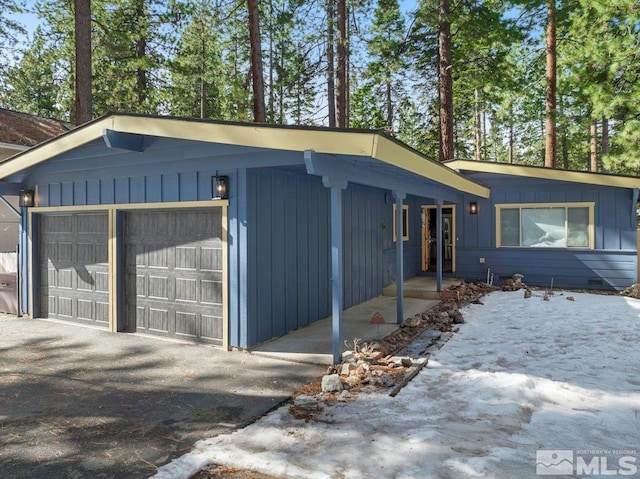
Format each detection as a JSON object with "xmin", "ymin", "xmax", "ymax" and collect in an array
[{"xmin": 447, "ymin": 160, "xmax": 640, "ymax": 190}]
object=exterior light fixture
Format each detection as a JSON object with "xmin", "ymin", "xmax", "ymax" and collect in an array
[
  {"xmin": 19, "ymin": 189, "xmax": 35, "ymax": 208},
  {"xmin": 469, "ymin": 201, "xmax": 478, "ymax": 215},
  {"xmin": 212, "ymin": 176, "xmax": 229, "ymax": 200}
]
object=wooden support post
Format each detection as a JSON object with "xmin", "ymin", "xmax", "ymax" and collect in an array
[
  {"xmin": 394, "ymin": 191, "xmax": 406, "ymax": 324},
  {"xmin": 324, "ymin": 176, "xmax": 347, "ymax": 365},
  {"xmin": 436, "ymin": 200, "xmax": 443, "ymax": 292}
]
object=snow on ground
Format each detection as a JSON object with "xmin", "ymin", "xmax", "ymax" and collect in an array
[{"xmin": 154, "ymin": 291, "xmax": 640, "ymax": 479}]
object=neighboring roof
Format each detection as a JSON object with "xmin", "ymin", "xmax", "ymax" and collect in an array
[
  {"xmin": 0, "ymin": 108, "xmax": 70, "ymax": 148},
  {"xmin": 447, "ymin": 159, "xmax": 640, "ymax": 190},
  {"xmin": 0, "ymin": 113, "xmax": 491, "ymax": 198}
]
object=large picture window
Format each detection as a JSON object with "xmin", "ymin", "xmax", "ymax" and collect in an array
[{"xmin": 496, "ymin": 203, "xmax": 594, "ymax": 249}]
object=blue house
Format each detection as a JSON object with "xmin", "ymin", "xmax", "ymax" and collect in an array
[
  {"xmin": 1, "ymin": 114, "xmax": 637, "ymax": 362},
  {"xmin": 448, "ymin": 160, "xmax": 640, "ymax": 291}
]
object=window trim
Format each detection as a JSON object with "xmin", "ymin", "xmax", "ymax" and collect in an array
[
  {"xmin": 495, "ymin": 202, "xmax": 595, "ymax": 249},
  {"xmin": 393, "ymin": 204, "xmax": 409, "ymax": 242}
]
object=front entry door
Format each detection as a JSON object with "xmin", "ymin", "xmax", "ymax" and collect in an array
[{"xmin": 421, "ymin": 206, "xmax": 455, "ymax": 272}]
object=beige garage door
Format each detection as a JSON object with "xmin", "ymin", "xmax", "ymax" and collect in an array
[{"xmin": 124, "ymin": 209, "xmax": 224, "ymax": 345}]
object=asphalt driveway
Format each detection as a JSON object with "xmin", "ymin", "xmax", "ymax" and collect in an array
[{"xmin": 0, "ymin": 315, "xmax": 324, "ymax": 479}]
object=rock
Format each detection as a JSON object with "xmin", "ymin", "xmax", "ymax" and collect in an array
[
  {"xmin": 401, "ymin": 315, "xmax": 421, "ymax": 328},
  {"xmin": 401, "ymin": 358, "xmax": 413, "ymax": 368},
  {"xmin": 326, "ymin": 365, "xmax": 338, "ymax": 375},
  {"xmin": 321, "ymin": 374, "xmax": 342, "ymax": 393},
  {"xmin": 340, "ymin": 362, "xmax": 355, "ymax": 376},
  {"xmin": 513, "ymin": 274, "xmax": 524, "ymax": 284},
  {"xmin": 524, "ymin": 289, "xmax": 532, "ymax": 299},
  {"xmin": 370, "ymin": 311, "xmax": 386, "ymax": 325},
  {"xmin": 341, "ymin": 352, "xmax": 355, "ymax": 363},
  {"xmin": 622, "ymin": 284, "xmax": 640, "ymax": 299},
  {"xmin": 438, "ymin": 311, "xmax": 450, "ymax": 321},
  {"xmin": 337, "ymin": 390, "xmax": 351, "ymax": 401},
  {"xmin": 566, "ymin": 296, "xmax": 575, "ymax": 301},
  {"xmin": 543, "ymin": 293, "xmax": 550, "ymax": 301},
  {"xmin": 293, "ymin": 395, "xmax": 318, "ymax": 407},
  {"xmin": 375, "ymin": 373, "xmax": 395, "ymax": 388},
  {"xmin": 344, "ymin": 375, "xmax": 360, "ymax": 388},
  {"xmin": 451, "ymin": 311, "xmax": 465, "ymax": 324},
  {"xmin": 356, "ymin": 360, "xmax": 371, "ymax": 371}
]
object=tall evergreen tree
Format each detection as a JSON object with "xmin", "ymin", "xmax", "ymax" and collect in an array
[{"xmin": 74, "ymin": 0, "xmax": 92, "ymax": 125}]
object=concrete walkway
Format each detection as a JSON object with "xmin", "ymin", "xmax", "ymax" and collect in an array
[
  {"xmin": 0, "ymin": 315, "xmax": 323, "ymax": 479},
  {"xmin": 251, "ymin": 295, "xmax": 439, "ymax": 365}
]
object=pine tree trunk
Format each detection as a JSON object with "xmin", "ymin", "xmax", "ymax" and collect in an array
[
  {"xmin": 438, "ymin": 0, "xmax": 454, "ymax": 162},
  {"xmin": 386, "ymin": 79, "xmax": 393, "ymax": 132},
  {"xmin": 473, "ymin": 88, "xmax": 481, "ymax": 161},
  {"xmin": 544, "ymin": 0, "xmax": 557, "ymax": 168},
  {"xmin": 508, "ymin": 122, "xmax": 515, "ymax": 164},
  {"xmin": 601, "ymin": 117, "xmax": 609, "ymax": 156},
  {"xmin": 326, "ymin": 0, "xmax": 336, "ymax": 127},
  {"xmin": 200, "ymin": 31, "xmax": 207, "ymax": 119},
  {"xmin": 248, "ymin": 0, "xmax": 266, "ymax": 122},
  {"xmin": 561, "ymin": 124, "xmax": 569, "ymax": 169},
  {"xmin": 589, "ymin": 118, "xmax": 598, "ymax": 172},
  {"xmin": 134, "ymin": 0, "xmax": 147, "ymax": 109},
  {"xmin": 336, "ymin": 0, "xmax": 347, "ymax": 127},
  {"xmin": 74, "ymin": 0, "xmax": 92, "ymax": 125}
]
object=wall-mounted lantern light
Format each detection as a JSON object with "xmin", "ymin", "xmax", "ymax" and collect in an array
[
  {"xmin": 212, "ymin": 176, "xmax": 229, "ymax": 200},
  {"xmin": 19, "ymin": 189, "xmax": 35, "ymax": 208},
  {"xmin": 469, "ymin": 201, "xmax": 478, "ymax": 215}
]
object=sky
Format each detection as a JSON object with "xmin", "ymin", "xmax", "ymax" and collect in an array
[{"xmin": 152, "ymin": 290, "xmax": 640, "ymax": 478}]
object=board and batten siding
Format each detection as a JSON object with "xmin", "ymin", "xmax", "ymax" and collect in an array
[
  {"xmin": 456, "ymin": 174, "xmax": 638, "ymax": 290},
  {"xmin": 242, "ymin": 168, "xmax": 428, "ymax": 347},
  {"xmin": 36, "ymin": 172, "xmax": 218, "ymax": 206}
]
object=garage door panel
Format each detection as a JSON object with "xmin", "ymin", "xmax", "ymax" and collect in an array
[
  {"xmin": 176, "ymin": 247, "xmax": 197, "ymax": 270},
  {"xmin": 57, "ymin": 296, "xmax": 73, "ymax": 318},
  {"xmin": 201, "ymin": 279, "xmax": 222, "ymax": 304},
  {"xmin": 175, "ymin": 278, "xmax": 197, "ymax": 302},
  {"xmin": 58, "ymin": 243, "xmax": 74, "ymax": 262},
  {"xmin": 175, "ymin": 312, "xmax": 197, "ymax": 337},
  {"xmin": 201, "ymin": 247, "xmax": 222, "ymax": 271},
  {"xmin": 148, "ymin": 308, "xmax": 169, "ymax": 333},
  {"xmin": 148, "ymin": 276, "xmax": 169, "ymax": 299},
  {"xmin": 201, "ymin": 314, "xmax": 223, "ymax": 341},
  {"xmin": 95, "ymin": 272, "xmax": 109, "ymax": 293},
  {"xmin": 148, "ymin": 247, "xmax": 169, "ymax": 269},
  {"xmin": 124, "ymin": 209, "xmax": 224, "ymax": 345},
  {"xmin": 77, "ymin": 299, "xmax": 93, "ymax": 321},
  {"xmin": 58, "ymin": 269, "xmax": 74, "ymax": 289},
  {"xmin": 38, "ymin": 213, "xmax": 109, "ymax": 328}
]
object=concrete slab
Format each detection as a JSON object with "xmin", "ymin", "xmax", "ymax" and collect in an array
[
  {"xmin": 250, "ymin": 295, "xmax": 439, "ymax": 365},
  {"xmin": 382, "ymin": 276, "xmax": 463, "ymax": 299}
]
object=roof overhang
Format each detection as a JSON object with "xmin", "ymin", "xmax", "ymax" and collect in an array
[
  {"xmin": 447, "ymin": 160, "xmax": 640, "ymax": 189},
  {"xmin": 0, "ymin": 114, "xmax": 490, "ymax": 198}
]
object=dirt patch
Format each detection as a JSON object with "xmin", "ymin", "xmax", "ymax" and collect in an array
[{"xmin": 191, "ymin": 465, "xmax": 283, "ymax": 479}]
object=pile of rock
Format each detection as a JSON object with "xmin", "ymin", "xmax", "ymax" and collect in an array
[
  {"xmin": 501, "ymin": 273, "xmax": 529, "ymax": 292},
  {"xmin": 440, "ymin": 282, "xmax": 494, "ymax": 303},
  {"xmin": 291, "ymin": 281, "xmax": 494, "ymax": 419},
  {"xmin": 621, "ymin": 283, "xmax": 640, "ymax": 299}
]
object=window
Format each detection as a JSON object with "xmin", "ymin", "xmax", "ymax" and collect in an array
[
  {"xmin": 496, "ymin": 203, "xmax": 594, "ymax": 249},
  {"xmin": 393, "ymin": 204, "xmax": 409, "ymax": 241}
]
